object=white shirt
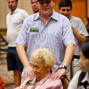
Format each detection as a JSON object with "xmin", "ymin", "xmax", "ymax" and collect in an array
[
  {"xmin": 70, "ymin": 16, "xmax": 88, "ymax": 66},
  {"xmin": 6, "ymin": 8, "xmax": 29, "ymax": 47},
  {"xmin": 68, "ymin": 70, "xmax": 89, "ymax": 89}
]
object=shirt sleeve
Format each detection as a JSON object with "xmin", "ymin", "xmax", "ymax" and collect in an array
[
  {"xmin": 15, "ymin": 18, "xmax": 29, "ymax": 46},
  {"xmin": 22, "ymin": 11, "xmax": 29, "ymax": 21},
  {"xmin": 78, "ymin": 18, "xmax": 88, "ymax": 36},
  {"xmin": 62, "ymin": 18, "xmax": 76, "ymax": 46}
]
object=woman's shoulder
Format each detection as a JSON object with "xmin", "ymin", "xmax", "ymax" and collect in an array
[
  {"xmin": 39, "ymin": 78, "xmax": 63, "ymax": 89},
  {"xmin": 72, "ymin": 70, "xmax": 82, "ymax": 79}
]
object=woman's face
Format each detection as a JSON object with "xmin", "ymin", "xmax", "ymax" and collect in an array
[
  {"xmin": 79, "ymin": 51, "xmax": 89, "ymax": 72},
  {"xmin": 32, "ymin": 59, "xmax": 49, "ymax": 81}
]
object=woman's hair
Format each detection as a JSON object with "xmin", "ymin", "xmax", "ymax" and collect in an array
[
  {"xmin": 77, "ymin": 39, "xmax": 89, "ymax": 87},
  {"xmin": 30, "ymin": 48, "xmax": 55, "ymax": 69},
  {"xmin": 80, "ymin": 39, "xmax": 89, "ymax": 58}
]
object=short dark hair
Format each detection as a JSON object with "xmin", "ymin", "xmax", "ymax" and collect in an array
[
  {"xmin": 80, "ymin": 39, "xmax": 89, "ymax": 58},
  {"xmin": 59, "ymin": 0, "xmax": 72, "ymax": 10},
  {"xmin": 16, "ymin": 0, "xmax": 18, "ymax": 2}
]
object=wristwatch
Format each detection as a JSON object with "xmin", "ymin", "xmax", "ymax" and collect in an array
[{"xmin": 59, "ymin": 65, "xmax": 67, "ymax": 70}]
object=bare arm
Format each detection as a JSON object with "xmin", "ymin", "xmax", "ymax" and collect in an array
[
  {"xmin": 62, "ymin": 44, "xmax": 75, "ymax": 67},
  {"xmin": 72, "ymin": 26, "xmax": 86, "ymax": 44},
  {"xmin": 50, "ymin": 44, "xmax": 75, "ymax": 80},
  {"xmin": 16, "ymin": 44, "xmax": 34, "ymax": 78}
]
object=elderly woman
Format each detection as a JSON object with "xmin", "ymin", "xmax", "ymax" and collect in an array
[{"xmin": 15, "ymin": 48, "xmax": 63, "ymax": 89}]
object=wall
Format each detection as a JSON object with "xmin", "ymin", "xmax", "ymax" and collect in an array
[
  {"xmin": 0, "ymin": 0, "xmax": 89, "ymax": 29},
  {"xmin": 54, "ymin": 0, "xmax": 86, "ymax": 21},
  {"xmin": 0, "ymin": 0, "xmax": 33, "ymax": 29},
  {"xmin": 87, "ymin": 0, "xmax": 89, "ymax": 17}
]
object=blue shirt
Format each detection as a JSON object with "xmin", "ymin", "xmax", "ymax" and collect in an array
[{"xmin": 16, "ymin": 10, "xmax": 75, "ymax": 76}]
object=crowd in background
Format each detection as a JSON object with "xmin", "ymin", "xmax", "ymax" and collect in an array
[{"xmin": 0, "ymin": 0, "xmax": 89, "ymax": 89}]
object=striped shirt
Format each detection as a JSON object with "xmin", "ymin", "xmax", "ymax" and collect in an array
[{"xmin": 16, "ymin": 10, "xmax": 75, "ymax": 77}]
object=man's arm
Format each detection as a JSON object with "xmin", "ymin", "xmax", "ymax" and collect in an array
[
  {"xmin": 16, "ymin": 44, "xmax": 34, "ymax": 78},
  {"xmin": 72, "ymin": 26, "xmax": 86, "ymax": 44},
  {"xmin": 50, "ymin": 44, "xmax": 75, "ymax": 80},
  {"xmin": 62, "ymin": 43, "xmax": 75, "ymax": 67}
]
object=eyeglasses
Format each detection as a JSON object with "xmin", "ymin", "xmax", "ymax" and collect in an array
[
  {"xmin": 39, "ymin": 0, "xmax": 51, "ymax": 5},
  {"xmin": 31, "ymin": 64, "xmax": 43, "ymax": 70}
]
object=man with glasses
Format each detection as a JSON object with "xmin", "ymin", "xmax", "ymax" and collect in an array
[
  {"xmin": 16, "ymin": 0, "xmax": 75, "ymax": 80},
  {"xmin": 59, "ymin": 0, "xmax": 88, "ymax": 76}
]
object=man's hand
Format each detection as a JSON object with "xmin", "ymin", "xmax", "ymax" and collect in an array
[
  {"xmin": 24, "ymin": 66, "xmax": 34, "ymax": 79},
  {"xmin": 49, "ymin": 69, "xmax": 66, "ymax": 80}
]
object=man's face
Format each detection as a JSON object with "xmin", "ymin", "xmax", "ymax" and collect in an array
[
  {"xmin": 31, "ymin": 0, "xmax": 39, "ymax": 13},
  {"xmin": 59, "ymin": 6, "xmax": 72, "ymax": 19},
  {"xmin": 7, "ymin": 0, "xmax": 18, "ymax": 12},
  {"xmin": 38, "ymin": 0, "xmax": 55, "ymax": 16}
]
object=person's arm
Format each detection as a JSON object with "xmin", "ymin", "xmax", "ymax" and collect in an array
[
  {"xmin": 72, "ymin": 26, "xmax": 86, "ymax": 44},
  {"xmin": 62, "ymin": 43, "xmax": 75, "ymax": 67},
  {"xmin": 16, "ymin": 44, "xmax": 34, "ymax": 78},
  {"xmin": 50, "ymin": 44, "xmax": 75, "ymax": 80}
]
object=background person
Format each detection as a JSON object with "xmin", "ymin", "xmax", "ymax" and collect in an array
[
  {"xmin": 59, "ymin": 0, "xmax": 88, "ymax": 76},
  {"xmin": 68, "ymin": 39, "xmax": 89, "ymax": 89},
  {"xmin": 84, "ymin": 17, "xmax": 89, "ymax": 34},
  {"xmin": 6, "ymin": 0, "xmax": 29, "ymax": 87},
  {"xmin": 31, "ymin": 0, "xmax": 39, "ymax": 13},
  {"xmin": 15, "ymin": 48, "xmax": 63, "ymax": 89},
  {"xmin": 16, "ymin": 0, "xmax": 75, "ymax": 81}
]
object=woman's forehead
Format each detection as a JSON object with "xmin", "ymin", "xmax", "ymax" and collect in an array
[{"xmin": 32, "ymin": 59, "xmax": 43, "ymax": 64}]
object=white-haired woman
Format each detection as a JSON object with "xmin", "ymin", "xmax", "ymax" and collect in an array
[{"xmin": 15, "ymin": 48, "xmax": 63, "ymax": 89}]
